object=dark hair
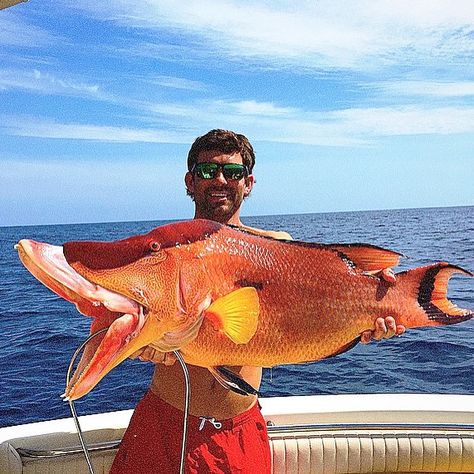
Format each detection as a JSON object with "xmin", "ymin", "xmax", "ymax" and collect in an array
[{"xmin": 187, "ymin": 129, "xmax": 255, "ymax": 173}]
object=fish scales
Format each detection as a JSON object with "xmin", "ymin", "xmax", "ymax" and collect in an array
[{"xmin": 179, "ymin": 229, "xmax": 390, "ymax": 366}]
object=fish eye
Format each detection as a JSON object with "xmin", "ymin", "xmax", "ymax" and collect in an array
[{"xmin": 150, "ymin": 241, "xmax": 161, "ymax": 252}]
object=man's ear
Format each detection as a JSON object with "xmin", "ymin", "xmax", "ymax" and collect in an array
[
  {"xmin": 244, "ymin": 174, "xmax": 254, "ymax": 197},
  {"xmin": 185, "ymin": 172, "xmax": 194, "ymax": 195}
]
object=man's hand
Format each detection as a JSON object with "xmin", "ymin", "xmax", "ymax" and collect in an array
[
  {"xmin": 360, "ymin": 267, "xmax": 405, "ymax": 343},
  {"xmin": 130, "ymin": 346, "xmax": 177, "ymax": 365},
  {"xmin": 364, "ymin": 267, "xmax": 396, "ymax": 283},
  {"xmin": 361, "ymin": 316, "xmax": 406, "ymax": 344}
]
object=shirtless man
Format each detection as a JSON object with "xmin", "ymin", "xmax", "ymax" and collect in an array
[{"xmin": 110, "ymin": 129, "xmax": 404, "ymax": 474}]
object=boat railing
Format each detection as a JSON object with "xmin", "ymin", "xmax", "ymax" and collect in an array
[
  {"xmin": 16, "ymin": 440, "xmax": 120, "ymax": 459},
  {"xmin": 14, "ymin": 421, "xmax": 474, "ymax": 460}
]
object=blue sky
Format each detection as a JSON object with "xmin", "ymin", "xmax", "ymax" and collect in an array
[{"xmin": 1, "ymin": 0, "xmax": 473, "ymax": 226}]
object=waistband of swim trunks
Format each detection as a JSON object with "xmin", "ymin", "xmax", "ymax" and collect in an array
[{"xmin": 144, "ymin": 389, "xmax": 262, "ymax": 430}]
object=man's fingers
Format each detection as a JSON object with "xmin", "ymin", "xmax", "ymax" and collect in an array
[
  {"xmin": 360, "ymin": 330, "xmax": 372, "ymax": 344},
  {"xmin": 363, "ymin": 268, "xmax": 396, "ymax": 283},
  {"xmin": 373, "ymin": 316, "xmax": 396, "ymax": 339},
  {"xmin": 361, "ymin": 317, "xmax": 406, "ymax": 344},
  {"xmin": 129, "ymin": 346, "xmax": 178, "ymax": 365},
  {"xmin": 129, "ymin": 349, "xmax": 143, "ymax": 360},
  {"xmin": 396, "ymin": 324, "xmax": 406, "ymax": 336},
  {"xmin": 383, "ymin": 316, "xmax": 397, "ymax": 338},
  {"xmin": 130, "ymin": 346, "xmax": 166, "ymax": 363},
  {"xmin": 163, "ymin": 352, "xmax": 177, "ymax": 366},
  {"xmin": 139, "ymin": 346, "xmax": 164, "ymax": 362},
  {"xmin": 380, "ymin": 268, "xmax": 396, "ymax": 283}
]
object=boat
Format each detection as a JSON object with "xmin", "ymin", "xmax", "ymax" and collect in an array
[
  {"xmin": 1, "ymin": 393, "xmax": 474, "ymax": 473},
  {"xmin": 0, "ymin": 0, "xmax": 27, "ymax": 11}
]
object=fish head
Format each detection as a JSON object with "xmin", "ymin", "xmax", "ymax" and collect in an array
[
  {"xmin": 63, "ymin": 230, "xmax": 181, "ymax": 325},
  {"xmin": 16, "ymin": 219, "xmax": 223, "ymax": 400}
]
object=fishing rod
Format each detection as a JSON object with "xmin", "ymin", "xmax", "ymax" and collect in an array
[{"xmin": 66, "ymin": 331, "xmax": 191, "ymax": 474}]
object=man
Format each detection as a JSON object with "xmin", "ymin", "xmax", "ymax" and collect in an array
[{"xmin": 110, "ymin": 129, "xmax": 404, "ymax": 474}]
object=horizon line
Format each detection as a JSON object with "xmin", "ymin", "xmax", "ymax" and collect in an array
[{"xmin": 2, "ymin": 203, "xmax": 472, "ymax": 229}]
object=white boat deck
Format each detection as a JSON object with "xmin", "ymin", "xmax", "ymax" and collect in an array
[{"xmin": 1, "ymin": 394, "xmax": 474, "ymax": 473}]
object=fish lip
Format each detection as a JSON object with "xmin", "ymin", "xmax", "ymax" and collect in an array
[
  {"xmin": 64, "ymin": 305, "xmax": 147, "ymax": 400},
  {"xmin": 16, "ymin": 239, "xmax": 142, "ymax": 317}
]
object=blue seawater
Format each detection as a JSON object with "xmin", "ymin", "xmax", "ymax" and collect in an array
[{"xmin": 1, "ymin": 207, "xmax": 473, "ymax": 427}]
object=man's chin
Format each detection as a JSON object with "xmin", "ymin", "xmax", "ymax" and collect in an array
[{"xmin": 203, "ymin": 203, "xmax": 235, "ymax": 222}]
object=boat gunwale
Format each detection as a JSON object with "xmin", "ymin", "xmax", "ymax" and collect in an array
[{"xmin": 13, "ymin": 421, "xmax": 474, "ymax": 460}]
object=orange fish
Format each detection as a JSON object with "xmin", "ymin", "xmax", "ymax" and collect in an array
[{"xmin": 15, "ymin": 219, "xmax": 473, "ymax": 400}]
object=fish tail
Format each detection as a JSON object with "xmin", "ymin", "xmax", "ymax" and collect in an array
[{"xmin": 398, "ymin": 263, "xmax": 473, "ymax": 326}]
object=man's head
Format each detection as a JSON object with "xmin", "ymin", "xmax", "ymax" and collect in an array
[
  {"xmin": 185, "ymin": 129, "xmax": 255, "ymax": 225},
  {"xmin": 187, "ymin": 129, "xmax": 256, "ymax": 173}
]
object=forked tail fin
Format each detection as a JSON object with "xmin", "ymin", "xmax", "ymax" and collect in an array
[{"xmin": 399, "ymin": 262, "xmax": 473, "ymax": 326}]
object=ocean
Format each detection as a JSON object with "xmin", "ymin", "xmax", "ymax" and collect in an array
[{"xmin": 1, "ymin": 206, "xmax": 473, "ymax": 428}]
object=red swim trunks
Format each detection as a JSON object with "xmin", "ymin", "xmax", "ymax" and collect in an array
[{"xmin": 110, "ymin": 390, "xmax": 271, "ymax": 474}]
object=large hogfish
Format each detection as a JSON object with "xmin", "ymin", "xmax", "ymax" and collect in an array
[{"xmin": 15, "ymin": 219, "xmax": 473, "ymax": 400}]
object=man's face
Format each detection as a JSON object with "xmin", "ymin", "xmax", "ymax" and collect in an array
[{"xmin": 185, "ymin": 149, "xmax": 254, "ymax": 223}]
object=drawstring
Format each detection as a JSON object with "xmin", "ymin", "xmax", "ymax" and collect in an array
[{"xmin": 198, "ymin": 416, "xmax": 223, "ymax": 431}]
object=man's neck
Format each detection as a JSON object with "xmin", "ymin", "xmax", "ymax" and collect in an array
[{"xmin": 193, "ymin": 211, "xmax": 243, "ymax": 227}]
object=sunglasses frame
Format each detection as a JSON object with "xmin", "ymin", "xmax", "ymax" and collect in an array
[{"xmin": 191, "ymin": 162, "xmax": 249, "ymax": 181}]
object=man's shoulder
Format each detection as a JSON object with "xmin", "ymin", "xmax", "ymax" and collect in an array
[
  {"xmin": 239, "ymin": 225, "xmax": 292, "ymax": 241},
  {"xmin": 262, "ymin": 229, "xmax": 293, "ymax": 240}
]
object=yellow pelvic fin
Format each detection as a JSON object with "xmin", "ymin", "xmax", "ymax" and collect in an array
[{"xmin": 204, "ymin": 287, "xmax": 259, "ymax": 344}]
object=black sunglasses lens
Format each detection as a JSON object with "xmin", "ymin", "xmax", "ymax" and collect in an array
[{"xmin": 222, "ymin": 164, "xmax": 245, "ymax": 180}]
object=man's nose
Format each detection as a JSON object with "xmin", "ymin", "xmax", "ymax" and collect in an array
[{"xmin": 213, "ymin": 169, "xmax": 228, "ymax": 184}]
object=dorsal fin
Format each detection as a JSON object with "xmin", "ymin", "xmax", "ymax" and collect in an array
[
  {"xmin": 229, "ymin": 224, "xmax": 403, "ymax": 272},
  {"xmin": 329, "ymin": 244, "xmax": 403, "ymax": 272}
]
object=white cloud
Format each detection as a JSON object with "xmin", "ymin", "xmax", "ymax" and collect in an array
[
  {"xmin": 68, "ymin": 0, "xmax": 474, "ymax": 71},
  {"xmin": 4, "ymin": 101, "xmax": 474, "ymax": 147},
  {"xmin": 225, "ymin": 100, "xmax": 297, "ymax": 117},
  {"xmin": 375, "ymin": 81, "xmax": 474, "ymax": 98},
  {"xmin": 143, "ymin": 99, "xmax": 296, "ymax": 120},
  {"xmin": 0, "ymin": 68, "xmax": 104, "ymax": 98},
  {"xmin": 2, "ymin": 116, "xmax": 189, "ymax": 143},
  {"xmin": 145, "ymin": 75, "xmax": 206, "ymax": 91},
  {"xmin": 331, "ymin": 106, "xmax": 474, "ymax": 136}
]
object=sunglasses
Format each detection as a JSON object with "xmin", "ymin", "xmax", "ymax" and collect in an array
[{"xmin": 191, "ymin": 162, "xmax": 249, "ymax": 180}]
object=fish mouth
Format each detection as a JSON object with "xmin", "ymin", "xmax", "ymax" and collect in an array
[{"xmin": 15, "ymin": 239, "xmax": 150, "ymax": 400}]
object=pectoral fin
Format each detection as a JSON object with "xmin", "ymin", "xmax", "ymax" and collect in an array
[{"xmin": 204, "ymin": 287, "xmax": 259, "ymax": 344}]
